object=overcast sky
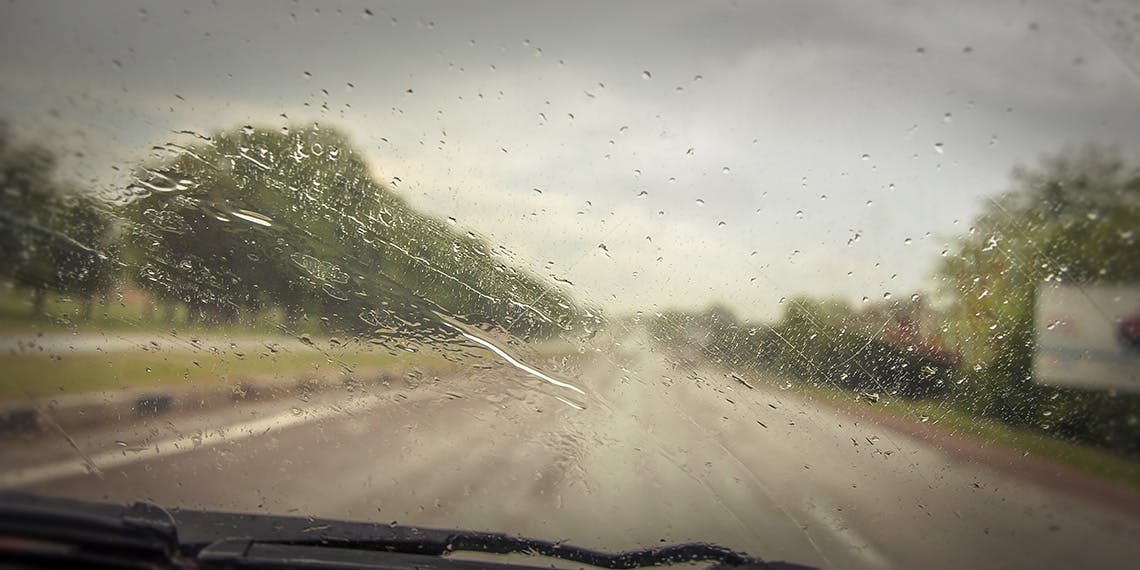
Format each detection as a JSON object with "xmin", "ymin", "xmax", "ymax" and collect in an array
[{"xmin": 3, "ymin": 0, "xmax": 1139, "ymax": 321}]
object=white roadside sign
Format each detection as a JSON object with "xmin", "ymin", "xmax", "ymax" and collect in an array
[{"xmin": 1034, "ymin": 284, "xmax": 1140, "ymax": 393}]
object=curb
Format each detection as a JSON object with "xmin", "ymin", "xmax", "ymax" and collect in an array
[{"xmin": 0, "ymin": 366, "xmax": 433, "ymax": 436}]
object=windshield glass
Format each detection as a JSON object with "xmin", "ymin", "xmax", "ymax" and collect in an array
[{"xmin": 2, "ymin": 1, "xmax": 1139, "ymax": 568}]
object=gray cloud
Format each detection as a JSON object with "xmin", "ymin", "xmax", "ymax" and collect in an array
[{"xmin": 2, "ymin": 0, "xmax": 1138, "ymax": 320}]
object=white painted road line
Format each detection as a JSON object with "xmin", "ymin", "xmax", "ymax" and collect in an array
[{"xmin": 801, "ymin": 495, "xmax": 891, "ymax": 570}]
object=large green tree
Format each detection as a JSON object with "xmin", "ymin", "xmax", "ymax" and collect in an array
[
  {"xmin": 939, "ymin": 145, "xmax": 1140, "ymax": 452},
  {"xmin": 122, "ymin": 123, "xmax": 589, "ymax": 342},
  {"xmin": 0, "ymin": 122, "xmax": 117, "ymax": 315}
]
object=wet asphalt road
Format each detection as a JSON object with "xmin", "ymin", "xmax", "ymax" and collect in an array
[{"xmin": 2, "ymin": 349, "xmax": 1139, "ymax": 570}]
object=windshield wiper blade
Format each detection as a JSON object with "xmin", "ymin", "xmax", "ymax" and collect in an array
[
  {"xmin": 206, "ymin": 532, "xmax": 759, "ymax": 569},
  {"xmin": 194, "ymin": 527, "xmax": 810, "ymax": 570},
  {"xmin": 177, "ymin": 509, "xmax": 765, "ymax": 568},
  {"xmin": 198, "ymin": 537, "xmax": 777, "ymax": 570},
  {"xmin": 1, "ymin": 493, "xmax": 813, "ymax": 569},
  {"xmin": 448, "ymin": 531, "xmax": 754, "ymax": 568}
]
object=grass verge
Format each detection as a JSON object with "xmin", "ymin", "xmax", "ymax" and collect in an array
[
  {"xmin": 773, "ymin": 376, "xmax": 1140, "ymax": 490},
  {"xmin": 0, "ymin": 345, "xmax": 456, "ymax": 401},
  {"xmin": 0, "ymin": 290, "xmax": 283, "ymax": 336}
]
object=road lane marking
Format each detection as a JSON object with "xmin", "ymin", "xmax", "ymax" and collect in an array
[
  {"xmin": 0, "ymin": 395, "xmax": 386, "ymax": 489},
  {"xmin": 801, "ymin": 496, "xmax": 891, "ymax": 570}
]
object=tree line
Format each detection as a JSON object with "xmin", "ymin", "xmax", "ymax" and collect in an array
[
  {"xmin": 2, "ymin": 117, "xmax": 1136, "ymax": 455},
  {"xmin": 0, "ymin": 122, "xmax": 117, "ymax": 317},
  {"xmin": 645, "ymin": 145, "xmax": 1140, "ymax": 457},
  {"xmin": 0, "ymin": 120, "xmax": 596, "ymax": 345}
]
